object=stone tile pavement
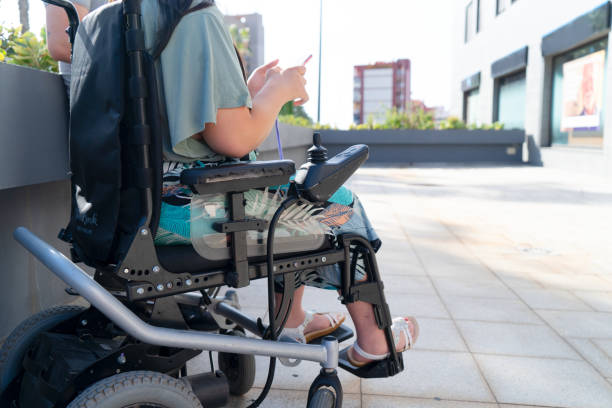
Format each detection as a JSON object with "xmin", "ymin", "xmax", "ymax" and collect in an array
[{"xmin": 191, "ymin": 165, "xmax": 612, "ymax": 407}]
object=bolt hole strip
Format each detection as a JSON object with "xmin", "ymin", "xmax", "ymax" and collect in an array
[{"xmin": 126, "ymin": 252, "xmax": 341, "ymax": 300}]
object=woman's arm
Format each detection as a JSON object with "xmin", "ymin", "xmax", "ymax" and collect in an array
[
  {"xmin": 201, "ymin": 66, "xmax": 309, "ymax": 158},
  {"xmin": 45, "ymin": 3, "xmax": 90, "ymax": 63}
]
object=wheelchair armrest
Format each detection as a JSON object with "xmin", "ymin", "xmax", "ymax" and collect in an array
[{"xmin": 180, "ymin": 160, "xmax": 296, "ymax": 194}]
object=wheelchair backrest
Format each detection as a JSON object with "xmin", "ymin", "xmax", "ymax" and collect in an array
[{"xmin": 67, "ymin": 0, "xmax": 164, "ymax": 268}]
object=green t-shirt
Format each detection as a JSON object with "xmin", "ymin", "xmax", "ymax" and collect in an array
[{"xmin": 141, "ymin": 1, "xmax": 252, "ymax": 161}]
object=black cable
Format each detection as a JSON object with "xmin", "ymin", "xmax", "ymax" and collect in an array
[
  {"xmin": 208, "ymin": 350, "xmax": 215, "ymax": 373},
  {"xmin": 247, "ymin": 197, "xmax": 297, "ymax": 408},
  {"xmin": 274, "ymin": 296, "xmax": 293, "ymax": 338}
]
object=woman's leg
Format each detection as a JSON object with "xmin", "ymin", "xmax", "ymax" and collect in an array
[
  {"xmin": 278, "ymin": 187, "xmax": 417, "ymax": 362},
  {"xmin": 345, "ymin": 301, "xmax": 413, "ymax": 363},
  {"xmin": 279, "ymin": 289, "xmax": 413, "ymax": 363},
  {"xmin": 276, "ymin": 287, "xmax": 343, "ymax": 333}
]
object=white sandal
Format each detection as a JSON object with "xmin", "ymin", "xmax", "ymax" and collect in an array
[
  {"xmin": 281, "ymin": 310, "xmax": 345, "ymax": 343},
  {"xmin": 347, "ymin": 316, "xmax": 419, "ymax": 367}
]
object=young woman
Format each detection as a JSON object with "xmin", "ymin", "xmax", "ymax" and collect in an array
[{"xmin": 143, "ymin": 0, "xmax": 419, "ymax": 367}]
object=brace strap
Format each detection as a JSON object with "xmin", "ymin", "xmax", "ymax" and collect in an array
[{"xmin": 353, "ymin": 342, "xmax": 388, "ymax": 361}]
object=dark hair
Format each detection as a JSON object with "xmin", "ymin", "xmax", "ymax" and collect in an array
[{"xmin": 153, "ymin": 0, "xmax": 215, "ymax": 58}]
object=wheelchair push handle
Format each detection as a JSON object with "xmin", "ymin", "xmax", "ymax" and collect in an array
[
  {"xmin": 295, "ymin": 132, "xmax": 369, "ymax": 203},
  {"xmin": 42, "ymin": 0, "xmax": 79, "ymax": 51}
]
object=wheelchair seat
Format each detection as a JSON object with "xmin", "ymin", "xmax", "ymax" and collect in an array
[{"xmin": 155, "ymin": 158, "xmax": 332, "ymax": 274}]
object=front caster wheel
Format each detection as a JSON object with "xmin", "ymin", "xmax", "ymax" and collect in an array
[
  {"xmin": 307, "ymin": 388, "xmax": 336, "ymax": 408},
  {"xmin": 66, "ymin": 371, "xmax": 202, "ymax": 408},
  {"xmin": 217, "ymin": 330, "xmax": 256, "ymax": 396}
]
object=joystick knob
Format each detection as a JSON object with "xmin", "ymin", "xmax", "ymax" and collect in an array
[{"xmin": 308, "ymin": 132, "xmax": 328, "ymax": 163}]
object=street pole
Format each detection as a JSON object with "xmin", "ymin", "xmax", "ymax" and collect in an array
[{"xmin": 317, "ymin": 0, "xmax": 323, "ymax": 124}]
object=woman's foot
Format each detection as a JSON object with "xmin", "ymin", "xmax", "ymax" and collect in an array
[
  {"xmin": 347, "ymin": 317, "xmax": 419, "ymax": 366},
  {"xmin": 282, "ymin": 310, "xmax": 345, "ymax": 343}
]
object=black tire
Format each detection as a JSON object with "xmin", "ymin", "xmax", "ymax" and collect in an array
[
  {"xmin": 66, "ymin": 371, "xmax": 202, "ymax": 408},
  {"xmin": 308, "ymin": 388, "xmax": 336, "ymax": 408},
  {"xmin": 217, "ymin": 330, "xmax": 255, "ymax": 396},
  {"xmin": 307, "ymin": 388, "xmax": 336, "ymax": 408},
  {"xmin": 0, "ymin": 304, "xmax": 86, "ymax": 393}
]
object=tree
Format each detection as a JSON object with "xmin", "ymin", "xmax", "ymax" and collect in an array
[
  {"xmin": 229, "ymin": 24, "xmax": 250, "ymax": 60},
  {"xmin": 280, "ymin": 101, "xmax": 313, "ymax": 123},
  {"xmin": 18, "ymin": 0, "xmax": 29, "ymax": 33}
]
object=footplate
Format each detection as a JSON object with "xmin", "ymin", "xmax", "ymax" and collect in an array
[
  {"xmin": 338, "ymin": 347, "xmax": 404, "ymax": 378},
  {"xmin": 309, "ymin": 324, "xmax": 354, "ymax": 345}
]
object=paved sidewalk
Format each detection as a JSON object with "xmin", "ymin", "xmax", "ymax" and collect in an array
[{"xmin": 192, "ymin": 165, "xmax": 612, "ymax": 407}]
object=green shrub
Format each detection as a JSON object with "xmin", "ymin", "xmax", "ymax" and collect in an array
[
  {"xmin": 383, "ymin": 105, "xmax": 435, "ymax": 130},
  {"xmin": 278, "ymin": 114, "xmax": 312, "ymax": 128},
  {"xmin": 277, "ymin": 114, "xmax": 333, "ymax": 130},
  {"xmin": 0, "ymin": 25, "xmax": 58, "ymax": 73},
  {"xmin": 312, "ymin": 122, "xmax": 332, "ymax": 130},
  {"xmin": 467, "ymin": 121, "xmax": 505, "ymax": 130},
  {"xmin": 439, "ymin": 116, "xmax": 467, "ymax": 130}
]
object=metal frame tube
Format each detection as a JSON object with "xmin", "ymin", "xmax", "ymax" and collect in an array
[
  {"xmin": 214, "ymin": 301, "xmax": 264, "ymax": 337},
  {"xmin": 14, "ymin": 227, "xmax": 337, "ymax": 367}
]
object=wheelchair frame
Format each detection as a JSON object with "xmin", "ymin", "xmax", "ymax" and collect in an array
[{"xmin": 6, "ymin": 1, "xmax": 403, "ymax": 407}]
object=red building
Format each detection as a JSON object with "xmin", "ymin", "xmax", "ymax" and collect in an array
[{"xmin": 353, "ymin": 59, "xmax": 411, "ymax": 124}]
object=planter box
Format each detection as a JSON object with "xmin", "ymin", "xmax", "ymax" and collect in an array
[
  {"xmin": 0, "ymin": 62, "xmax": 70, "ymax": 190},
  {"xmin": 319, "ymin": 129, "xmax": 526, "ymax": 164}
]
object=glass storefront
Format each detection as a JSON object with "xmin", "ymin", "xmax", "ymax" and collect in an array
[
  {"xmin": 464, "ymin": 88, "xmax": 480, "ymax": 126},
  {"xmin": 496, "ymin": 71, "xmax": 526, "ymax": 130},
  {"xmin": 550, "ymin": 38, "xmax": 608, "ymax": 147}
]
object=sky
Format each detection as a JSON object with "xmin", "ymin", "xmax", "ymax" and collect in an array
[{"xmin": 1, "ymin": 0, "xmax": 455, "ymax": 129}]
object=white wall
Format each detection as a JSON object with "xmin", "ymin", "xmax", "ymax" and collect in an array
[{"xmin": 451, "ymin": 0, "xmax": 609, "ymax": 147}]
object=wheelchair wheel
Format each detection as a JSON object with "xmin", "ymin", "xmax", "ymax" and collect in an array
[
  {"xmin": 217, "ymin": 330, "xmax": 255, "ymax": 396},
  {"xmin": 307, "ymin": 388, "xmax": 336, "ymax": 408},
  {"xmin": 66, "ymin": 371, "xmax": 202, "ymax": 408},
  {"xmin": 0, "ymin": 304, "xmax": 86, "ymax": 393}
]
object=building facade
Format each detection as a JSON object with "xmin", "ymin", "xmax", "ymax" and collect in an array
[
  {"xmin": 451, "ymin": 0, "xmax": 612, "ymax": 177},
  {"xmin": 353, "ymin": 59, "xmax": 411, "ymax": 124},
  {"xmin": 224, "ymin": 13, "xmax": 264, "ymax": 75}
]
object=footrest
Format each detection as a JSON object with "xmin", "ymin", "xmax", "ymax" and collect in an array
[
  {"xmin": 309, "ymin": 324, "xmax": 354, "ymax": 345},
  {"xmin": 338, "ymin": 347, "xmax": 404, "ymax": 378}
]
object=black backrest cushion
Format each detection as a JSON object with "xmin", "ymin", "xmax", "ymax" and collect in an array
[{"xmin": 69, "ymin": 2, "xmax": 126, "ymax": 266}]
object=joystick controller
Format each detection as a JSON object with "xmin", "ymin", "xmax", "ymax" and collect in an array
[{"xmin": 295, "ymin": 133, "xmax": 369, "ymax": 203}]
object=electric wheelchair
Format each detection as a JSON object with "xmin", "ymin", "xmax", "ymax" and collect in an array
[{"xmin": 0, "ymin": 1, "xmax": 404, "ymax": 407}]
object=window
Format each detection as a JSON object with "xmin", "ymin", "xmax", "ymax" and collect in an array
[
  {"xmin": 495, "ymin": 71, "xmax": 526, "ymax": 130},
  {"xmin": 465, "ymin": 1, "xmax": 474, "ymax": 43},
  {"xmin": 497, "ymin": 0, "xmax": 511, "ymax": 15},
  {"xmin": 550, "ymin": 38, "xmax": 608, "ymax": 147},
  {"xmin": 463, "ymin": 88, "xmax": 480, "ymax": 125}
]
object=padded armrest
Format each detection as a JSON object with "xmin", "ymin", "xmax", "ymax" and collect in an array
[{"xmin": 180, "ymin": 160, "xmax": 296, "ymax": 194}]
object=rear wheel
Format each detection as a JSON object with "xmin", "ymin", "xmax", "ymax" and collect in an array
[
  {"xmin": 66, "ymin": 371, "xmax": 202, "ymax": 408},
  {"xmin": 0, "ymin": 305, "xmax": 86, "ymax": 393}
]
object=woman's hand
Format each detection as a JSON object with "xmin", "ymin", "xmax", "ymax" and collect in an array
[
  {"xmin": 265, "ymin": 65, "xmax": 309, "ymax": 106},
  {"xmin": 247, "ymin": 59, "xmax": 279, "ymax": 97}
]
